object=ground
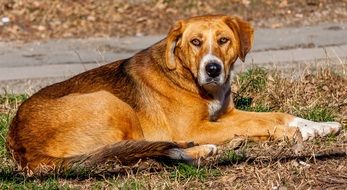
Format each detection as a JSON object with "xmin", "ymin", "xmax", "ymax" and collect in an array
[
  {"xmin": 1, "ymin": 66, "xmax": 346, "ymax": 189},
  {"xmin": 0, "ymin": 0, "xmax": 347, "ymax": 189},
  {"xmin": 1, "ymin": 0, "xmax": 347, "ymax": 41}
]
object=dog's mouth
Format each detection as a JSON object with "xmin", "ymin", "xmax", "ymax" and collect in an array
[
  {"xmin": 199, "ymin": 75, "xmax": 224, "ymax": 86},
  {"xmin": 199, "ymin": 77, "xmax": 224, "ymax": 93},
  {"xmin": 197, "ymin": 71, "xmax": 232, "ymax": 97},
  {"xmin": 205, "ymin": 77, "xmax": 222, "ymax": 84}
]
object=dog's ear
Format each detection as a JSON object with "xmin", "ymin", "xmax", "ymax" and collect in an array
[
  {"xmin": 165, "ymin": 20, "xmax": 184, "ymax": 70},
  {"xmin": 223, "ymin": 16, "xmax": 254, "ymax": 62}
]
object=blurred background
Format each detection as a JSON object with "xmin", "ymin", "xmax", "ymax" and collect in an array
[
  {"xmin": 1, "ymin": 0, "xmax": 347, "ymax": 93},
  {"xmin": 1, "ymin": 0, "xmax": 347, "ymax": 41}
]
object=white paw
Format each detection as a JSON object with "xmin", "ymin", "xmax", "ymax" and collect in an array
[
  {"xmin": 288, "ymin": 117, "xmax": 341, "ymax": 141},
  {"xmin": 202, "ymin": 144, "xmax": 218, "ymax": 156}
]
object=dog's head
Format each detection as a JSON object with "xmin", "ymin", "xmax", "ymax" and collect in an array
[{"xmin": 165, "ymin": 15, "xmax": 253, "ymax": 94}]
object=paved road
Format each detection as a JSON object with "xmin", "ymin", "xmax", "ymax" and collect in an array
[{"xmin": 1, "ymin": 23, "xmax": 347, "ymax": 94}]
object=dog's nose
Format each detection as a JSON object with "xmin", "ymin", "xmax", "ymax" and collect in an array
[{"xmin": 205, "ymin": 62, "xmax": 222, "ymax": 78}]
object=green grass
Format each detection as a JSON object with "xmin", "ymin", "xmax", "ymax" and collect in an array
[
  {"xmin": 0, "ymin": 93, "xmax": 29, "ymax": 105},
  {"xmin": 234, "ymin": 96, "xmax": 253, "ymax": 110},
  {"xmin": 170, "ymin": 163, "xmax": 220, "ymax": 181},
  {"xmin": 220, "ymin": 149, "xmax": 246, "ymax": 164},
  {"xmin": 0, "ymin": 94, "xmax": 29, "ymax": 157},
  {"xmin": 312, "ymin": 133, "xmax": 338, "ymax": 146},
  {"xmin": 0, "ymin": 93, "xmax": 29, "ymax": 157},
  {"xmin": 0, "ymin": 113, "xmax": 11, "ymax": 157},
  {"xmin": 235, "ymin": 97, "xmax": 272, "ymax": 112},
  {"xmin": 120, "ymin": 179, "xmax": 145, "ymax": 190},
  {"xmin": 234, "ymin": 67, "xmax": 272, "ymax": 112},
  {"xmin": 301, "ymin": 106, "xmax": 335, "ymax": 122},
  {"xmin": 237, "ymin": 66, "xmax": 268, "ymax": 93},
  {"xmin": 0, "ymin": 178, "xmax": 69, "ymax": 190},
  {"xmin": 292, "ymin": 105, "xmax": 336, "ymax": 122},
  {"xmin": 0, "ymin": 164, "xmax": 22, "ymax": 183}
]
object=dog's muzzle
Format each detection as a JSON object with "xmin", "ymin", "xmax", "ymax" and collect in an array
[{"xmin": 198, "ymin": 54, "xmax": 225, "ymax": 89}]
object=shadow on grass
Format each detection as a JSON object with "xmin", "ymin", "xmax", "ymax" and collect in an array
[
  {"xmin": 1, "ymin": 145, "xmax": 346, "ymax": 183},
  {"xmin": 217, "ymin": 137, "xmax": 347, "ymax": 171},
  {"xmin": 0, "ymin": 158, "xmax": 191, "ymax": 182}
]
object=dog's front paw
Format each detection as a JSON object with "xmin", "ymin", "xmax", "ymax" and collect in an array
[{"xmin": 288, "ymin": 117, "xmax": 341, "ymax": 141}]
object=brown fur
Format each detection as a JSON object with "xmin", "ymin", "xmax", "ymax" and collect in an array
[{"xmin": 6, "ymin": 15, "xmax": 300, "ymax": 173}]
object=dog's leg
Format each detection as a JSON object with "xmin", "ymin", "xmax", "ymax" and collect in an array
[
  {"xmin": 183, "ymin": 144, "xmax": 218, "ymax": 159},
  {"xmin": 187, "ymin": 109, "xmax": 341, "ymax": 144},
  {"xmin": 287, "ymin": 117, "xmax": 341, "ymax": 141},
  {"xmin": 167, "ymin": 144, "xmax": 218, "ymax": 162}
]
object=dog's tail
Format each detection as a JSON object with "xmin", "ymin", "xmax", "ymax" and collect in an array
[{"xmin": 34, "ymin": 140, "xmax": 199, "ymax": 173}]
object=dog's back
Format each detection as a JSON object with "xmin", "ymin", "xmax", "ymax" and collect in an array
[{"xmin": 6, "ymin": 41, "xmax": 169, "ymax": 171}]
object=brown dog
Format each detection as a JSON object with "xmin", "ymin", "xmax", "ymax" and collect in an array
[{"xmin": 6, "ymin": 15, "xmax": 341, "ymax": 173}]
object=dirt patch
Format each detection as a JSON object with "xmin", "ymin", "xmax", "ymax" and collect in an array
[{"xmin": 1, "ymin": 0, "xmax": 347, "ymax": 42}]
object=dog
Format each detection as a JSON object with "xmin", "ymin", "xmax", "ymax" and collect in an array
[{"xmin": 6, "ymin": 15, "xmax": 341, "ymax": 173}]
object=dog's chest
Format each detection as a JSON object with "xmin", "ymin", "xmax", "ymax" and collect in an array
[
  {"xmin": 207, "ymin": 87, "xmax": 231, "ymax": 121},
  {"xmin": 208, "ymin": 100, "xmax": 223, "ymax": 121}
]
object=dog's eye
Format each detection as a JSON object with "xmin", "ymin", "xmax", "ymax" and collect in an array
[
  {"xmin": 218, "ymin": 37, "xmax": 229, "ymax": 45},
  {"xmin": 191, "ymin": 39, "xmax": 201, "ymax": 47}
]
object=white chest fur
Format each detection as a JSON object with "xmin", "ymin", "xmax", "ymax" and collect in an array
[
  {"xmin": 208, "ymin": 83, "xmax": 232, "ymax": 121},
  {"xmin": 208, "ymin": 99, "xmax": 223, "ymax": 121}
]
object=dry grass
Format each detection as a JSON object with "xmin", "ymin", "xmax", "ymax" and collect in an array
[
  {"xmin": 0, "ymin": 63, "xmax": 346, "ymax": 189},
  {"xmin": 1, "ymin": 0, "xmax": 347, "ymax": 42},
  {"xmin": 233, "ymin": 66, "xmax": 347, "ymax": 124}
]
